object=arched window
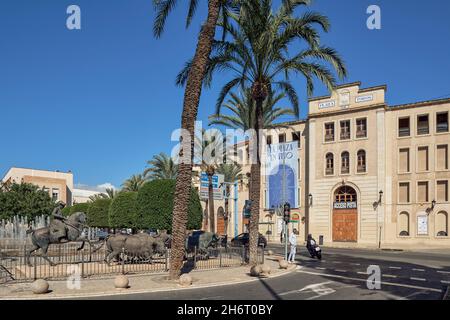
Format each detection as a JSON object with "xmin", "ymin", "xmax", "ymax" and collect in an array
[
  {"xmin": 341, "ymin": 151, "xmax": 350, "ymax": 174},
  {"xmin": 357, "ymin": 150, "xmax": 366, "ymax": 173},
  {"xmin": 436, "ymin": 211, "xmax": 448, "ymax": 237},
  {"xmin": 325, "ymin": 153, "xmax": 334, "ymax": 175},
  {"xmin": 399, "ymin": 212, "xmax": 410, "ymax": 236}
]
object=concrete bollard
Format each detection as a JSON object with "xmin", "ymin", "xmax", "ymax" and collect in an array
[
  {"xmin": 267, "ymin": 250, "xmax": 274, "ymax": 256},
  {"xmin": 179, "ymin": 274, "xmax": 193, "ymax": 287},
  {"xmin": 250, "ymin": 265, "xmax": 262, "ymax": 277},
  {"xmin": 31, "ymin": 279, "xmax": 49, "ymax": 294},
  {"xmin": 279, "ymin": 260, "xmax": 289, "ymax": 269},
  {"xmin": 261, "ymin": 264, "xmax": 271, "ymax": 275},
  {"xmin": 114, "ymin": 275, "xmax": 129, "ymax": 289}
]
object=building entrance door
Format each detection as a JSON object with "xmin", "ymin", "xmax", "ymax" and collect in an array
[{"xmin": 332, "ymin": 186, "xmax": 357, "ymax": 242}]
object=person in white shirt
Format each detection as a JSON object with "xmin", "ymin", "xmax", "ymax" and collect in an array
[{"xmin": 288, "ymin": 228, "xmax": 299, "ymax": 264}]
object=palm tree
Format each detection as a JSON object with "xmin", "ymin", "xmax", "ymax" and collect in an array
[
  {"xmin": 152, "ymin": 0, "xmax": 239, "ymax": 279},
  {"xmin": 177, "ymin": 0, "xmax": 347, "ymax": 265},
  {"xmin": 122, "ymin": 174, "xmax": 146, "ymax": 192},
  {"xmin": 89, "ymin": 188, "xmax": 118, "ymax": 201},
  {"xmin": 209, "ymin": 89, "xmax": 295, "ymax": 130},
  {"xmin": 215, "ymin": 162, "xmax": 242, "ymax": 235},
  {"xmin": 144, "ymin": 153, "xmax": 178, "ymax": 180}
]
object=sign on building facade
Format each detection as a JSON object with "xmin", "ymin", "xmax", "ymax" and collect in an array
[{"xmin": 200, "ymin": 173, "xmax": 224, "ymax": 200}]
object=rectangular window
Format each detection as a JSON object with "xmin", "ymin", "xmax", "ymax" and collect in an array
[
  {"xmin": 437, "ymin": 181, "xmax": 449, "ymax": 202},
  {"xmin": 399, "ymin": 182, "xmax": 410, "ymax": 203},
  {"xmin": 437, "ymin": 112, "xmax": 449, "ymax": 133},
  {"xmin": 417, "ymin": 182, "xmax": 429, "ymax": 203},
  {"xmin": 398, "ymin": 117, "xmax": 410, "ymax": 137},
  {"xmin": 278, "ymin": 133, "xmax": 286, "ymax": 143},
  {"xmin": 417, "ymin": 146, "xmax": 429, "ymax": 171},
  {"xmin": 266, "ymin": 135, "xmax": 272, "ymax": 145},
  {"xmin": 399, "ymin": 148, "xmax": 410, "ymax": 173},
  {"xmin": 340, "ymin": 120, "xmax": 351, "ymax": 140},
  {"xmin": 417, "ymin": 114, "xmax": 429, "ymax": 135},
  {"xmin": 324, "ymin": 123, "xmax": 334, "ymax": 142},
  {"xmin": 356, "ymin": 118, "xmax": 367, "ymax": 138},
  {"xmin": 437, "ymin": 145, "xmax": 449, "ymax": 170},
  {"xmin": 52, "ymin": 188, "xmax": 59, "ymax": 201},
  {"xmin": 292, "ymin": 131, "xmax": 301, "ymax": 148}
]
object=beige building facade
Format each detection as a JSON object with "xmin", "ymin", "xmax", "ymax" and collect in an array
[{"xmin": 203, "ymin": 82, "xmax": 449, "ymax": 249}]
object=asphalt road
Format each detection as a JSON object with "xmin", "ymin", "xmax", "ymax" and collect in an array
[{"xmin": 83, "ymin": 245, "xmax": 450, "ymax": 300}]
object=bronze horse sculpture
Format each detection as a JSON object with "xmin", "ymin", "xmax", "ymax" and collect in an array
[{"xmin": 25, "ymin": 212, "xmax": 88, "ymax": 267}]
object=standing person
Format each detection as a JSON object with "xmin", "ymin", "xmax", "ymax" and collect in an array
[{"xmin": 288, "ymin": 228, "xmax": 299, "ymax": 264}]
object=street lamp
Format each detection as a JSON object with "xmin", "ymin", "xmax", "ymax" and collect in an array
[
  {"xmin": 308, "ymin": 193, "xmax": 313, "ymax": 207},
  {"xmin": 373, "ymin": 190, "xmax": 383, "ymax": 210},
  {"xmin": 426, "ymin": 199, "xmax": 437, "ymax": 215}
]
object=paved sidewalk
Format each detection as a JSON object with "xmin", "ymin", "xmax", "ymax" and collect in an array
[{"xmin": 0, "ymin": 255, "xmax": 295, "ymax": 300}]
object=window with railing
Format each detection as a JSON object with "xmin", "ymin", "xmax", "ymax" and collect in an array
[
  {"xmin": 325, "ymin": 153, "xmax": 334, "ymax": 175},
  {"xmin": 340, "ymin": 120, "xmax": 351, "ymax": 140},
  {"xmin": 292, "ymin": 131, "xmax": 300, "ymax": 148},
  {"xmin": 279, "ymin": 133, "xmax": 286, "ymax": 143},
  {"xmin": 417, "ymin": 114, "xmax": 429, "ymax": 135},
  {"xmin": 324, "ymin": 123, "xmax": 334, "ymax": 142},
  {"xmin": 341, "ymin": 151, "xmax": 350, "ymax": 174},
  {"xmin": 398, "ymin": 117, "xmax": 410, "ymax": 137},
  {"xmin": 357, "ymin": 150, "xmax": 366, "ymax": 173},
  {"xmin": 437, "ymin": 112, "xmax": 449, "ymax": 133},
  {"xmin": 356, "ymin": 118, "xmax": 367, "ymax": 138}
]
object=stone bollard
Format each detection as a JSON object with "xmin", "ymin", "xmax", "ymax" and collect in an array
[
  {"xmin": 250, "ymin": 265, "xmax": 262, "ymax": 277},
  {"xmin": 267, "ymin": 250, "xmax": 274, "ymax": 256},
  {"xmin": 31, "ymin": 279, "xmax": 49, "ymax": 294},
  {"xmin": 261, "ymin": 264, "xmax": 271, "ymax": 275},
  {"xmin": 114, "ymin": 275, "xmax": 129, "ymax": 289},
  {"xmin": 279, "ymin": 260, "xmax": 289, "ymax": 269},
  {"xmin": 179, "ymin": 274, "xmax": 193, "ymax": 287}
]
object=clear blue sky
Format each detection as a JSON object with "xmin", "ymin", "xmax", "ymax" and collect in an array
[{"xmin": 1, "ymin": 0, "xmax": 449, "ymax": 189}]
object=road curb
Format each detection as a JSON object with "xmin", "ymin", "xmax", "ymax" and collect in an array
[{"xmin": 0, "ymin": 262, "xmax": 296, "ymax": 300}]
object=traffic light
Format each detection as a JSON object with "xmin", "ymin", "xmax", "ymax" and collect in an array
[{"xmin": 283, "ymin": 202, "xmax": 291, "ymax": 223}]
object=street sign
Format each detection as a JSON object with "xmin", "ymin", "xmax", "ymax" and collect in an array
[{"xmin": 200, "ymin": 173, "xmax": 224, "ymax": 200}]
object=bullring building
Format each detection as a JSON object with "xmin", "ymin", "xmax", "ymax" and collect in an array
[{"xmin": 216, "ymin": 82, "xmax": 450, "ymax": 249}]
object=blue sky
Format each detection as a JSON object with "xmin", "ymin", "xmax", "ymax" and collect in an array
[{"xmin": 1, "ymin": 0, "xmax": 449, "ymax": 189}]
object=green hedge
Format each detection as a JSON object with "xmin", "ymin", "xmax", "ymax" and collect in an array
[
  {"xmin": 109, "ymin": 192, "xmax": 138, "ymax": 228},
  {"xmin": 62, "ymin": 203, "xmax": 91, "ymax": 217},
  {"xmin": 87, "ymin": 198, "xmax": 111, "ymax": 227},
  {"xmin": 136, "ymin": 179, "xmax": 202, "ymax": 232}
]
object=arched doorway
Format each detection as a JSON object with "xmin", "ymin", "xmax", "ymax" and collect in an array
[
  {"xmin": 217, "ymin": 207, "xmax": 225, "ymax": 235},
  {"xmin": 333, "ymin": 186, "xmax": 358, "ymax": 242}
]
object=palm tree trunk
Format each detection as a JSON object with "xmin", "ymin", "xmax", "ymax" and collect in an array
[
  {"xmin": 224, "ymin": 186, "xmax": 230, "ymax": 235},
  {"xmin": 169, "ymin": 0, "xmax": 221, "ymax": 280},
  {"xmin": 248, "ymin": 97, "xmax": 264, "ymax": 266},
  {"xmin": 203, "ymin": 199, "xmax": 209, "ymax": 230},
  {"xmin": 208, "ymin": 173, "xmax": 215, "ymax": 233}
]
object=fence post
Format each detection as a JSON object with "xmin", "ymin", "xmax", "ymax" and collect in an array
[
  {"xmin": 165, "ymin": 249, "xmax": 168, "ymax": 272},
  {"xmin": 81, "ymin": 247, "xmax": 85, "ymax": 278},
  {"xmin": 219, "ymin": 247, "xmax": 222, "ymax": 268},
  {"xmin": 241, "ymin": 246, "xmax": 245, "ymax": 265},
  {"xmin": 194, "ymin": 246, "xmax": 197, "ymax": 269},
  {"xmin": 33, "ymin": 255, "xmax": 37, "ymax": 281},
  {"xmin": 121, "ymin": 247, "xmax": 125, "ymax": 275}
]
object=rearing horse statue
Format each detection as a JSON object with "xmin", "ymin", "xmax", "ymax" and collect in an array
[{"xmin": 26, "ymin": 212, "xmax": 88, "ymax": 267}]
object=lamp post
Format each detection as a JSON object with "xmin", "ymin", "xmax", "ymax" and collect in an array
[{"xmin": 376, "ymin": 190, "xmax": 383, "ymax": 249}]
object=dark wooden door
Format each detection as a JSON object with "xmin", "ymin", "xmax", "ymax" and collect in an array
[{"xmin": 333, "ymin": 209, "xmax": 357, "ymax": 242}]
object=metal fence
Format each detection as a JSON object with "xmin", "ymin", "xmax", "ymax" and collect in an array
[{"xmin": 0, "ymin": 240, "xmax": 264, "ymax": 283}]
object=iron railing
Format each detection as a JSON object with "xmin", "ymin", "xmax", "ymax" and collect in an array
[{"xmin": 0, "ymin": 240, "xmax": 264, "ymax": 283}]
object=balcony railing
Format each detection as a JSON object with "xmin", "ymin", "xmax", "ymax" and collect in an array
[
  {"xmin": 341, "ymin": 167, "xmax": 350, "ymax": 174},
  {"xmin": 356, "ymin": 130, "xmax": 367, "ymax": 138},
  {"xmin": 437, "ymin": 122, "xmax": 449, "ymax": 133},
  {"xmin": 398, "ymin": 127, "xmax": 410, "ymax": 137},
  {"xmin": 417, "ymin": 126, "xmax": 429, "ymax": 135},
  {"xmin": 325, "ymin": 134, "xmax": 334, "ymax": 142},
  {"xmin": 325, "ymin": 168, "xmax": 334, "ymax": 175},
  {"xmin": 357, "ymin": 165, "xmax": 366, "ymax": 173},
  {"xmin": 340, "ymin": 132, "xmax": 350, "ymax": 140}
]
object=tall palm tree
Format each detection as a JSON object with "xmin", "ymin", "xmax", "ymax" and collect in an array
[
  {"xmin": 144, "ymin": 153, "xmax": 178, "ymax": 180},
  {"xmin": 89, "ymin": 188, "xmax": 118, "ymax": 201},
  {"xmin": 215, "ymin": 162, "xmax": 242, "ymax": 235},
  {"xmin": 178, "ymin": 0, "xmax": 347, "ymax": 265},
  {"xmin": 122, "ymin": 174, "xmax": 146, "ymax": 192},
  {"xmin": 153, "ymin": 0, "xmax": 239, "ymax": 279},
  {"xmin": 209, "ymin": 89, "xmax": 295, "ymax": 130}
]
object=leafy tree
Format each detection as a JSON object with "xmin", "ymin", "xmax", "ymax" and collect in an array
[
  {"xmin": 89, "ymin": 188, "xmax": 117, "ymax": 201},
  {"xmin": 0, "ymin": 183, "xmax": 55, "ymax": 220},
  {"xmin": 109, "ymin": 192, "xmax": 138, "ymax": 229},
  {"xmin": 178, "ymin": 0, "xmax": 346, "ymax": 265},
  {"xmin": 144, "ymin": 153, "xmax": 178, "ymax": 180},
  {"xmin": 122, "ymin": 174, "xmax": 146, "ymax": 192},
  {"xmin": 87, "ymin": 198, "xmax": 111, "ymax": 227},
  {"xmin": 136, "ymin": 180, "xmax": 202, "ymax": 232}
]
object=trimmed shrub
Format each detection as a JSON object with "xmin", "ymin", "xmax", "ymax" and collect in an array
[
  {"xmin": 87, "ymin": 198, "xmax": 111, "ymax": 227},
  {"xmin": 136, "ymin": 179, "xmax": 202, "ymax": 232},
  {"xmin": 70, "ymin": 203, "xmax": 91, "ymax": 214},
  {"xmin": 109, "ymin": 192, "xmax": 138, "ymax": 229},
  {"xmin": 61, "ymin": 206, "xmax": 71, "ymax": 217}
]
